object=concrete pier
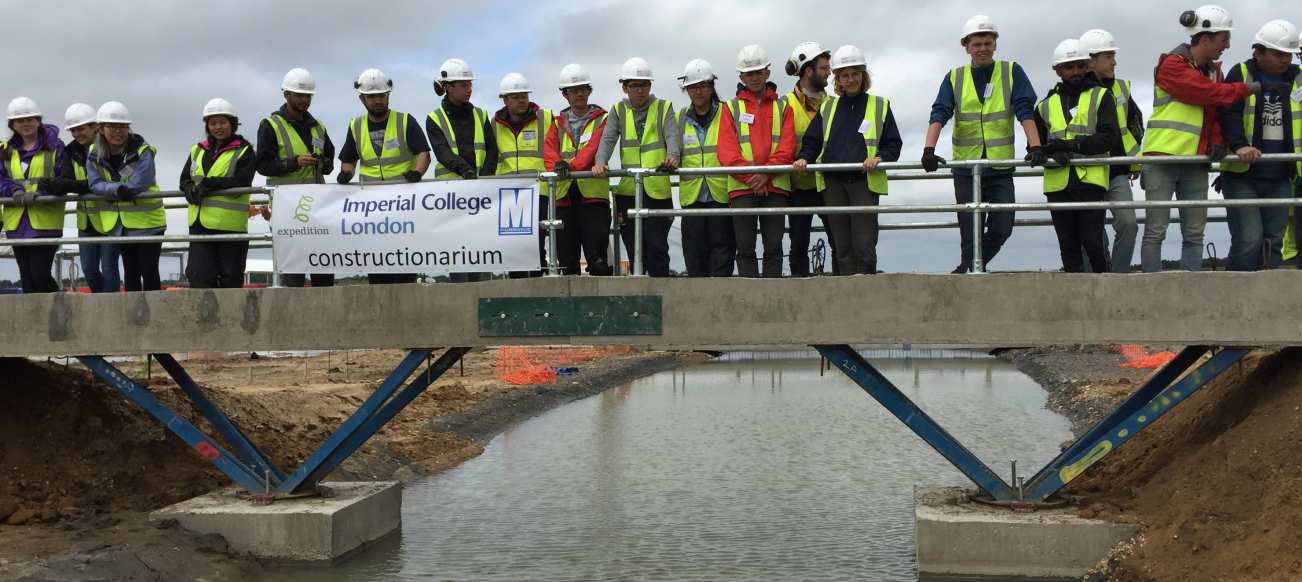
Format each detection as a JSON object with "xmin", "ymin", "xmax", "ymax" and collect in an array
[{"xmin": 151, "ymin": 481, "xmax": 401, "ymax": 561}]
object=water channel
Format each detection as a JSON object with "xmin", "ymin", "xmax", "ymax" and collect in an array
[{"xmin": 261, "ymin": 352, "xmax": 1073, "ymax": 581}]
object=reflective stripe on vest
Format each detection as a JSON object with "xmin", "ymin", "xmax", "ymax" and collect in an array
[
  {"xmin": 1142, "ymin": 58, "xmax": 1205, "ymax": 156},
  {"xmin": 557, "ymin": 112, "xmax": 610, "ymax": 201},
  {"xmin": 3, "ymin": 148, "xmax": 63, "ymax": 231},
  {"xmin": 676, "ymin": 106, "xmax": 728, "ymax": 205},
  {"xmin": 89, "ymin": 142, "xmax": 164, "ymax": 230},
  {"xmin": 495, "ymin": 108, "xmax": 552, "ymax": 196},
  {"xmin": 74, "ymin": 158, "xmax": 108, "ymax": 232},
  {"xmin": 726, "ymin": 97, "xmax": 792, "ymax": 194},
  {"xmin": 1038, "ymin": 87, "xmax": 1109, "ymax": 193},
  {"xmin": 1112, "ymin": 78, "xmax": 1142, "ymax": 172},
  {"xmin": 1292, "ymin": 78, "xmax": 1302, "ymax": 178},
  {"xmin": 267, "ymin": 113, "xmax": 325, "ymax": 185},
  {"xmin": 785, "ymin": 91, "xmax": 820, "ymax": 190},
  {"xmin": 951, "ymin": 61, "xmax": 1017, "ymax": 168},
  {"xmin": 187, "ymin": 143, "xmax": 251, "ymax": 233},
  {"xmin": 614, "ymin": 99, "xmax": 671, "ymax": 199},
  {"xmin": 350, "ymin": 112, "xmax": 415, "ymax": 180},
  {"xmin": 429, "ymin": 105, "xmax": 488, "ymax": 180},
  {"xmin": 814, "ymin": 95, "xmax": 890, "ymax": 195}
]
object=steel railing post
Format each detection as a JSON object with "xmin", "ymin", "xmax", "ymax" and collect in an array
[
  {"xmin": 971, "ymin": 163, "xmax": 985, "ymax": 274},
  {"xmin": 633, "ymin": 170, "xmax": 646, "ymax": 277},
  {"xmin": 545, "ymin": 174, "xmax": 561, "ymax": 277}
]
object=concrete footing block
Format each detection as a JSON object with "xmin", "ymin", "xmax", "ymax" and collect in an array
[
  {"xmin": 151, "ymin": 481, "xmax": 401, "ymax": 561},
  {"xmin": 914, "ymin": 486, "xmax": 1137, "ymax": 578}
]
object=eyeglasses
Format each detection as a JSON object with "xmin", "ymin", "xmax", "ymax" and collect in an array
[
  {"xmin": 624, "ymin": 82, "xmax": 651, "ymax": 90},
  {"xmin": 102, "ymin": 124, "xmax": 130, "ymax": 132}
]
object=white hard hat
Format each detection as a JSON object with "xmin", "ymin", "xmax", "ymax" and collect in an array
[
  {"xmin": 785, "ymin": 41, "xmax": 830, "ymax": 76},
  {"xmin": 281, "ymin": 67, "xmax": 316, "ymax": 94},
  {"xmin": 1181, "ymin": 5, "xmax": 1233, "ymax": 35},
  {"xmin": 619, "ymin": 57, "xmax": 654, "ymax": 82},
  {"xmin": 558, "ymin": 63, "xmax": 592, "ymax": 89},
  {"xmin": 6, "ymin": 97, "xmax": 41, "ymax": 120},
  {"xmin": 1052, "ymin": 39, "xmax": 1091, "ymax": 66},
  {"xmin": 202, "ymin": 97, "xmax": 238, "ymax": 120},
  {"xmin": 962, "ymin": 14, "xmax": 999, "ymax": 42},
  {"xmin": 829, "ymin": 45, "xmax": 868, "ymax": 71},
  {"xmin": 354, "ymin": 68, "xmax": 393, "ymax": 95},
  {"xmin": 1253, "ymin": 20, "xmax": 1301, "ymax": 54},
  {"xmin": 1079, "ymin": 29, "xmax": 1119, "ymax": 54},
  {"xmin": 736, "ymin": 44, "xmax": 771, "ymax": 73},
  {"xmin": 438, "ymin": 58, "xmax": 475, "ymax": 83},
  {"xmin": 96, "ymin": 101, "xmax": 132, "ymax": 124},
  {"xmin": 64, "ymin": 103, "xmax": 97, "ymax": 129},
  {"xmin": 678, "ymin": 59, "xmax": 717, "ymax": 88},
  {"xmin": 499, "ymin": 73, "xmax": 531, "ymax": 97}
]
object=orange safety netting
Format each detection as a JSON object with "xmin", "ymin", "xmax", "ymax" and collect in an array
[
  {"xmin": 1116, "ymin": 344, "xmax": 1177, "ymax": 369},
  {"xmin": 494, "ymin": 346, "xmax": 636, "ymax": 385}
]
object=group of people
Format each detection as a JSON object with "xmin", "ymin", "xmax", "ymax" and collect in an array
[{"xmin": 2, "ymin": 4, "xmax": 1300, "ymax": 294}]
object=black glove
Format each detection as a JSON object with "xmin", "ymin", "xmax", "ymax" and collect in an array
[
  {"xmin": 115, "ymin": 185, "xmax": 138, "ymax": 200},
  {"xmin": 921, "ymin": 147, "xmax": 947, "ymax": 173},
  {"xmin": 1024, "ymin": 145, "xmax": 1048, "ymax": 167},
  {"xmin": 461, "ymin": 168, "xmax": 478, "ymax": 180},
  {"xmin": 1211, "ymin": 175, "xmax": 1224, "ymax": 193},
  {"xmin": 553, "ymin": 160, "xmax": 570, "ymax": 180},
  {"xmin": 336, "ymin": 170, "xmax": 354, "ymax": 185},
  {"xmin": 12, "ymin": 191, "xmax": 38, "ymax": 206},
  {"xmin": 1208, "ymin": 144, "xmax": 1229, "ymax": 163},
  {"xmin": 199, "ymin": 177, "xmax": 232, "ymax": 195},
  {"xmin": 38, "ymin": 178, "xmax": 66, "ymax": 195},
  {"xmin": 402, "ymin": 170, "xmax": 423, "ymax": 183},
  {"xmin": 1044, "ymin": 139, "xmax": 1072, "ymax": 154},
  {"xmin": 1050, "ymin": 149, "xmax": 1073, "ymax": 167},
  {"xmin": 181, "ymin": 183, "xmax": 200, "ymax": 205}
]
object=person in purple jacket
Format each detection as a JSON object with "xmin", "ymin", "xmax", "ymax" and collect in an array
[{"xmin": 1, "ymin": 97, "xmax": 66, "ymax": 293}]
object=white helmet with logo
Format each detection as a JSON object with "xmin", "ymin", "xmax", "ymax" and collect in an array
[
  {"xmin": 438, "ymin": 58, "xmax": 475, "ymax": 84},
  {"xmin": 619, "ymin": 57, "xmax": 654, "ymax": 82},
  {"xmin": 1052, "ymin": 39, "xmax": 1091, "ymax": 66},
  {"xmin": 558, "ymin": 63, "xmax": 591, "ymax": 89},
  {"xmin": 202, "ymin": 98, "xmax": 238, "ymax": 120},
  {"xmin": 679, "ymin": 59, "xmax": 717, "ymax": 88},
  {"xmin": 281, "ymin": 67, "xmax": 316, "ymax": 94},
  {"xmin": 736, "ymin": 44, "xmax": 771, "ymax": 73},
  {"xmin": 1253, "ymin": 20, "xmax": 1301, "ymax": 54},
  {"xmin": 785, "ymin": 41, "xmax": 830, "ymax": 76},
  {"xmin": 1181, "ymin": 5, "xmax": 1234, "ymax": 34},
  {"xmin": 355, "ymin": 68, "xmax": 393, "ymax": 95},
  {"xmin": 962, "ymin": 14, "xmax": 999, "ymax": 43},
  {"xmin": 6, "ymin": 97, "xmax": 41, "ymax": 120},
  {"xmin": 64, "ymin": 103, "xmax": 97, "ymax": 129},
  {"xmin": 1080, "ymin": 29, "xmax": 1119, "ymax": 54},
  {"xmin": 499, "ymin": 73, "xmax": 531, "ymax": 97},
  {"xmin": 829, "ymin": 45, "xmax": 868, "ymax": 71},
  {"xmin": 96, "ymin": 101, "xmax": 132, "ymax": 124}
]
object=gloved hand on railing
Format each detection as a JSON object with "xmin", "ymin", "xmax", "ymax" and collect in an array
[
  {"xmin": 402, "ymin": 170, "xmax": 423, "ymax": 183},
  {"xmin": 553, "ymin": 160, "xmax": 570, "ymax": 180},
  {"xmin": 11, "ymin": 191, "xmax": 39, "ymax": 206},
  {"xmin": 460, "ymin": 168, "xmax": 478, "ymax": 180},
  {"xmin": 1208, "ymin": 143, "xmax": 1229, "ymax": 163},
  {"xmin": 37, "ymin": 178, "xmax": 69, "ymax": 195},
  {"xmin": 921, "ymin": 147, "xmax": 946, "ymax": 173},
  {"xmin": 181, "ymin": 183, "xmax": 202, "ymax": 205},
  {"xmin": 335, "ymin": 170, "xmax": 354, "ymax": 185},
  {"xmin": 1044, "ymin": 139, "xmax": 1073, "ymax": 166},
  {"xmin": 115, "ymin": 185, "xmax": 138, "ymax": 201},
  {"xmin": 1024, "ymin": 145, "xmax": 1048, "ymax": 167},
  {"xmin": 199, "ymin": 177, "xmax": 232, "ymax": 195}
]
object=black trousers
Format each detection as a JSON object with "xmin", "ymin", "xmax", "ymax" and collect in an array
[
  {"xmin": 121, "ymin": 240, "xmax": 163, "ymax": 292},
  {"xmin": 1048, "ymin": 187, "xmax": 1109, "ymax": 273},
  {"xmin": 732, "ymin": 193, "xmax": 788, "ymax": 278},
  {"xmin": 13, "ymin": 244, "xmax": 59, "ymax": 293},
  {"xmin": 281, "ymin": 273, "xmax": 335, "ymax": 287},
  {"xmin": 615, "ymin": 195, "xmax": 674, "ymax": 277},
  {"xmin": 681, "ymin": 199, "xmax": 736, "ymax": 277},
  {"xmin": 368, "ymin": 273, "xmax": 418, "ymax": 284},
  {"xmin": 787, "ymin": 188, "xmax": 830, "ymax": 277},
  {"xmin": 509, "ymin": 197, "xmax": 549, "ymax": 279},
  {"xmin": 557, "ymin": 192, "xmax": 613, "ymax": 276},
  {"xmin": 954, "ymin": 173, "xmax": 1015, "ymax": 271},
  {"xmin": 822, "ymin": 177, "xmax": 881, "ymax": 275},
  {"xmin": 187, "ymin": 239, "xmax": 249, "ymax": 289}
]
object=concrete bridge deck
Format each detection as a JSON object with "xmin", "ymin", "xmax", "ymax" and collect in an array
[{"xmin": 2, "ymin": 272, "xmax": 1297, "ymax": 357}]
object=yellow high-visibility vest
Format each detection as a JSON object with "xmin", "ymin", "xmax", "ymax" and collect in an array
[
  {"xmin": 814, "ymin": 95, "xmax": 891, "ymax": 195},
  {"xmin": 3, "ymin": 148, "xmax": 64, "ymax": 231},
  {"xmin": 725, "ymin": 97, "xmax": 792, "ymax": 193},
  {"xmin": 1038, "ymin": 87, "xmax": 1110, "ymax": 193},
  {"xmin": 613, "ymin": 99, "xmax": 672, "ymax": 199},
  {"xmin": 186, "ymin": 143, "xmax": 252, "ymax": 233},
  {"xmin": 349, "ymin": 112, "xmax": 415, "ymax": 180},
  {"xmin": 428, "ymin": 105, "xmax": 488, "ymax": 180},
  {"xmin": 676, "ymin": 106, "xmax": 728, "ymax": 205},
  {"xmin": 950, "ymin": 61, "xmax": 1018, "ymax": 167}
]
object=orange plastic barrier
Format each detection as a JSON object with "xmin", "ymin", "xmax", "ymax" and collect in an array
[{"xmin": 495, "ymin": 346, "xmax": 635, "ymax": 385}]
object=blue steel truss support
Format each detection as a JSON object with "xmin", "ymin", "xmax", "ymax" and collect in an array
[
  {"xmin": 77, "ymin": 356, "xmax": 269, "ymax": 493},
  {"xmin": 280, "ymin": 347, "xmax": 472, "ymax": 494},
  {"xmin": 151, "ymin": 353, "xmax": 286, "ymax": 484},
  {"xmin": 1021, "ymin": 347, "xmax": 1249, "ymax": 502},
  {"xmin": 814, "ymin": 345, "xmax": 1017, "ymax": 500}
]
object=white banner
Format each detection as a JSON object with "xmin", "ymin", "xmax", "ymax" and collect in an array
[{"xmin": 271, "ymin": 179, "xmax": 540, "ymax": 274}]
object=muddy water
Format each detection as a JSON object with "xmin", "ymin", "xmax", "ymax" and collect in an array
[{"xmin": 262, "ymin": 354, "xmax": 1072, "ymax": 581}]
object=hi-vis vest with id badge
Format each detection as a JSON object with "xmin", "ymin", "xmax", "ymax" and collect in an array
[
  {"xmin": 814, "ymin": 95, "xmax": 890, "ymax": 195},
  {"xmin": 495, "ymin": 108, "xmax": 552, "ymax": 196},
  {"xmin": 557, "ymin": 112, "xmax": 609, "ymax": 200},
  {"xmin": 349, "ymin": 112, "xmax": 415, "ymax": 180},
  {"xmin": 725, "ymin": 97, "xmax": 792, "ymax": 193},
  {"xmin": 676, "ymin": 106, "xmax": 728, "ymax": 205},
  {"xmin": 266, "ymin": 112, "xmax": 326, "ymax": 185},
  {"xmin": 88, "ymin": 142, "xmax": 164, "ymax": 230},
  {"xmin": 3, "ymin": 147, "xmax": 64, "ymax": 231},
  {"xmin": 950, "ymin": 61, "xmax": 1018, "ymax": 167}
]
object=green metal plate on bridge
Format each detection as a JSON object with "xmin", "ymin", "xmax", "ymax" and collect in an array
[{"xmin": 478, "ymin": 296, "xmax": 663, "ymax": 337}]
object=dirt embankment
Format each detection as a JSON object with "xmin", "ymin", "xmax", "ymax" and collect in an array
[
  {"xmin": 1005, "ymin": 346, "xmax": 1302, "ymax": 582},
  {"xmin": 0, "ymin": 348, "xmax": 690, "ymax": 581}
]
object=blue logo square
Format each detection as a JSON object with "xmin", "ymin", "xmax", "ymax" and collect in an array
[{"xmin": 498, "ymin": 187, "xmax": 535, "ymax": 236}]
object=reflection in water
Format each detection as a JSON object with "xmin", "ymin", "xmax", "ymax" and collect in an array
[{"xmin": 259, "ymin": 357, "xmax": 1072, "ymax": 582}]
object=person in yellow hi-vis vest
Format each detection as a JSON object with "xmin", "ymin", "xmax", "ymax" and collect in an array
[
  {"xmin": 793, "ymin": 45, "xmax": 903, "ymax": 276},
  {"xmin": 1080, "ymin": 29, "xmax": 1144, "ymax": 273},
  {"xmin": 675, "ymin": 58, "xmax": 736, "ymax": 277},
  {"xmin": 179, "ymin": 98, "xmax": 256, "ymax": 289},
  {"xmin": 783, "ymin": 42, "xmax": 834, "ymax": 276},
  {"xmin": 494, "ymin": 73, "xmax": 553, "ymax": 279},
  {"xmin": 86, "ymin": 101, "xmax": 165, "ymax": 292},
  {"xmin": 1033, "ymin": 39, "xmax": 1121, "ymax": 273},
  {"xmin": 593, "ymin": 57, "xmax": 682, "ymax": 277},
  {"xmin": 0, "ymin": 97, "xmax": 65, "ymax": 293},
  {"xmin": 41, "ymin": 103, "xmax": 119, "ymax": 292},
  {"xmin": 543, "ymin": 63, "xmax": 614, "ymax": 276}
]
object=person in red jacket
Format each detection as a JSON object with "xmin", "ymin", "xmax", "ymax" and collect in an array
[
  {"xmin": 543, "ymin": 64, "xmax": 613, "ymax": 276},
  {"xmin": 717, "ymin": 44, "xmax": 798, "ymax": 278}
]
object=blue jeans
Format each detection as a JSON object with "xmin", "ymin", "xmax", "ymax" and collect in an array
[
  {"xmin": 1222, "ymin": 174, "xmax": 1291, "ymax": 271},
  {"xmin": 954, "ymin": 173, "xmax": 1015, "ymax": 271},
  {"xmin": 79, "ymin": 230, "xmax": 121, "ymax": 293},
  {"xmin": 1105, "ymin": 175, "xmax": 1139, "ymax": 273},
  {"xmin": 1141, "ymin": 163, "xmax": 1209, "ymax": 272}
]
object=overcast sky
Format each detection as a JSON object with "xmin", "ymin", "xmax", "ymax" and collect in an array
[{"xmin": 4, "ymin": 0, "xmax": 1293, "ymax": 279}]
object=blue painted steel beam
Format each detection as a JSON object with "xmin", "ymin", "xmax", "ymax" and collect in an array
[
  {"xmin": 1021, "ymin": 347, "xmax": 1249, "ymax": 502},
  {"xmin": 814, "ymin": 345, "xmax": 1017, "ymax": 501},
  {"xmin": 277, "ymin": 349, "xmax": 433, "ymax": 494},
  {"xmin": 1023, "ymin": 346, "xmax": 1207, "ymax": 489},
  {"xmin": 151, "ymin": 353, "xmax": 286, "ymax": 484},
  {"xmin": 282, "ymin": 347, "xmax": 471, "ymax": 494},
  {"xmin": 77, "ymin": 356, "xmax": 269, "ymax": 493}
]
